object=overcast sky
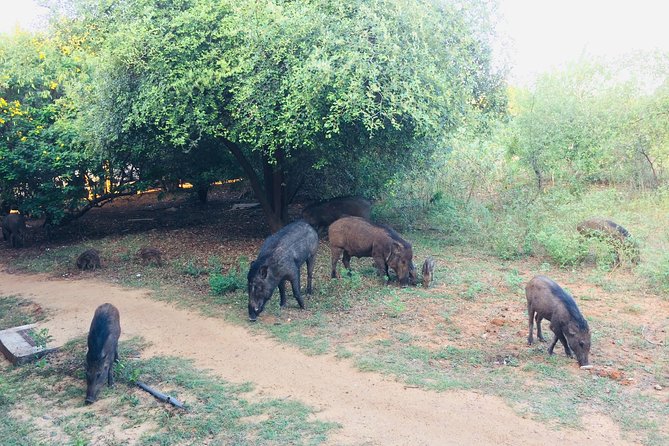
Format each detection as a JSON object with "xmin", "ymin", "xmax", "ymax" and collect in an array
[
  {"xmin": 1, "ymin": 0, "xmax": 668, "ymax": 86},
  {"xmin": 498, "ymin": 0, "xmax": 669, "ymax": 84}
]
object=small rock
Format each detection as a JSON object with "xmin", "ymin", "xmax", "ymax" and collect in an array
[
  {"xmin": 654, "ymin": 384, "xmax": 663, "ymax": 391},
  {"xmin": 136, "ymin": 273, "xmax": 142, "ymax": 278}
]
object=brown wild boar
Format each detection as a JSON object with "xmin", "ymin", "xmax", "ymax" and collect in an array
[
  {"xmin": 77, "ymin": 249, "xmax": 101, "ymax": 270},
  {"xmin": 577, "ymin": 218, "xmax": 639, "ymax": 264},
  {"xmin": 85, "ymin": 303, "xmax": 121, "ymax": 404},
  {"xmin": 2, "ymin": 212, "xmax": 26, "ymax": 248},
  {"xmin": 526, "ymin": 275, "xmax": 591, "ymax": 368},
  {"xmin": 302, "ymin": 196, "xmax": 371, "ymax": 233},
  {"xmin": 138, "ymin": 247, "xmax": 163, "ymax": 266},
  {"xmin": 328, "ymin": 217, "xmax": 413, "ymax": 286}
]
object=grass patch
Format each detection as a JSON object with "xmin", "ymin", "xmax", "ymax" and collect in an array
[
  {"xmin": 0, "ymin": 337, "xmax": 337, "ymax": 446},
  {"xmin": 0, "ymin": 295, "xmax": 46, "ymax": 329}
]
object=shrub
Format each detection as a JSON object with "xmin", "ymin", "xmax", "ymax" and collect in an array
[
  {"xmin": 209, "ymin": 257, "xmax": 248, "ymax": 295},
  {"xmin": 639, "ymin": 252, "xmax": 669, "ymax": 297},
  {"xmin": 535, "ymin": 227, "xmax": 587, "ymax": 267}
]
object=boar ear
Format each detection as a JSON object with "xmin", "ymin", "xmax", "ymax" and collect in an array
[
  {"xmin": 392, "ymin": 241, "xmax": 403, "ymax": 254},
  {"xmin": 260, "ymin": 265, "xmax": 268, "ymax": 279}
]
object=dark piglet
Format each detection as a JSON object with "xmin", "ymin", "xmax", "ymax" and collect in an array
[
  {"xmin": 85, "ymin": 303, "xmax": 121, "ymax": 404},
  {"xmin": 329, "ymin": 217, "xmax": 414, "ymax": 286},
  {"xmin": 2, "ymin": 213, "xmax": 26, "ymax": 248},
  {"xmin": 526, "ymin": 275, "xmax": 592, "ymax": 368},
  {"xmin": 302, "ymin": 196, "xmax": 371, "ymax": 232},
  {"xmin": 247, "ymin": 220, "xmax": 318, "ymax": 321},
  {"xmin": 77, "ymin": 249, "xmax": 101, "ymax": 270}
]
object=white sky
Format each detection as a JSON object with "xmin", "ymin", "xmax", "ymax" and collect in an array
[
  {"xmin": 498, "ymin": 0, "xmax": 669, "ymax": 84},
  {"xmin": 1, "ymin": 0, "xmax": 668, "ymax": 86}
]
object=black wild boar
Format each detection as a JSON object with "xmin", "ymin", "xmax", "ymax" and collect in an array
[
  {"xmin": 302, "ymin": 196, "xmax": 371, "ymax": 232},
  {"xmin": 85, "ymin": 303, "xmax": 121, "ymax": 404},
  {"xmin": 329, "ymin": 217, "xmax": 414, "ymax": 286},
  {"xmin": 247, "ymin": 220, "xmax": 319, "ymax": 321},
  {"xmin": 77, "ymin": 249, "xmax": 101, "ymax": 270},
  {"xmin": 138, "ymin": 247, "xmax": 163, "ymax": 266},
  {"xmin": 421, "ymin": 256, "xmax": 436, "ymax": 288},
  {"xmin": 2, "ymin": 212, "xmax": 26, "ymax": 248},
  {"xmin": 577, "ymin": 218, "xmax": 639, "ymax": 264},
  {"xmin": 526, "ymin": 275, "xmax": 591, "ymax": 368}
]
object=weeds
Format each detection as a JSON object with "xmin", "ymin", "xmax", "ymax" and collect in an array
[{"xmin": 210, "ymin": 257, "xmax": 249, "ymax": 294}]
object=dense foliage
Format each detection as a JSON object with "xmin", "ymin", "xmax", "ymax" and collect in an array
[{"xmin": 1, "ymin": 0, "xmax": 504, "ymax": 230}]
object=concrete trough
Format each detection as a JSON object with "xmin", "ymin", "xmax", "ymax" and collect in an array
[{"xmin": 0, "ymin": 323, "xmax": 58, "ymax": 365}]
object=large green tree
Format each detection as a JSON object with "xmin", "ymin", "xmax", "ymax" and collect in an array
[{"xmin": 57, "ymin": 0, "xmax": 503, "ymax": 231}]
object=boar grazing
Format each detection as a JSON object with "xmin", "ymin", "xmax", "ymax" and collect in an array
[
  {"xmin": 421, "ymin": 256, "xmax": 436, "ymax": 288},
  {"xmin": 247, "ymin": 220, "xmax": 319, "ymax": 321},
  {"xmin": 526, "ymin": 275, "xmax": 591, "ymax": 368},
  {"xmin": 577, "ymin": 218, "xmax": 639, "ymax": 264},
  {"xmin": 77, "ymin": 249, "xmax": 101, "ymax": 270},
  {"xmin": 2, "ymin": 212, "xmax": 26, "ymax": 248},
  {"xmin": 302, "ymin": 196, "xmax": 371, "ymax": 233},
  {"xmin": 85, "ymin": 303, "xmax": 121, "ymax": 404},
  {"xmin": 138, "ymin": 247, "xmax": 163, "ymax": 266},
  {"xmin": 329, "ymin": 217, "xmax": 414, "ymax": 286}
]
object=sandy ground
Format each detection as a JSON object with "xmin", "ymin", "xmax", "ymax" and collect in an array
[{"xmin": 0, "ymin": 270, "xmax": 639, "ymax": 446}]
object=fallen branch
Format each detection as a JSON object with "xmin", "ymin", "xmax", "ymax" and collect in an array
[
  {"xmin": 136, "ymin": 381, "xmax": 186, "ymax": 409},
  {"xmin": 642, "ymin": 326, "xmax": 664, "ymax": 346}
]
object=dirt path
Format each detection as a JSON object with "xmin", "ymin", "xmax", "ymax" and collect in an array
[{"xmin": 0, "ymin": 271, "xmax": 638, "ymax": 446}]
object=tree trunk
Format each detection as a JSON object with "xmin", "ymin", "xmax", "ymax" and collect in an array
[
  {"xmin": 640, "ymin": 149, "xmax": 658, "ymax": 187},
  {"xmin": 221, "ymin": 138, "xmax": 286, "ymax": 233},
  {"xmin": 195, "ymin": 184, "xmax": 209, "ymax": 203}
]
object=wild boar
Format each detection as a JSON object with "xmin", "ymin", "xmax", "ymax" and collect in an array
[
  {"xmin": 138, "ymin": 247, "xmax": 163, "ymax": 266},
  {"xmin": 77, "ymin": 249, "xmax": 101, "ymax": 270},
  {"xmin": 421, "ymin": 256, "xmax": 436, "ymax": 288},
  {"xmin": 302, "ymin": 196, "xmax": 371, "ymax": 233},
  {"xmin": 2, "ymin": 212, "xmax": 26, "ymax": 248},
  {"xmin": 328, "ymin": 217, "xmax": 414, "ymax": 286},
  {"xmin": 85, "ymin": 303, "xmax": 121, "ymax": 404},
  {"xmin": 526, "ymin": 275, "xmax": 591, "ymax": 368},
  {"xmin": 247, "ymin": 220, "xmax": 319, "ymax": 321},
  {"xmin": 577, "ymin": 218, "xmax": 639, "ymax": 264}
]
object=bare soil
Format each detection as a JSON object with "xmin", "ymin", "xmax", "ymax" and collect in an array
[{"xmin": 0, "ymin": 271, "xmax": 637, "ymax": 446}]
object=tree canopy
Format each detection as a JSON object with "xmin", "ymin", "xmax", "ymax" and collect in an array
[{"xmin": 1, "ymin": 0, "xmax": 504, "ymax": 230}]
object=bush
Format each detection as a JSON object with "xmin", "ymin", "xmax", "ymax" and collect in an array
[
  {"xmin": 535, "ymin": 227, "xmax": 587, "ymax": 267},
  {"xmin": 209, "ymin": 257, "xmax": 248, "ymax": 295},
  {"xmin": 639, "ymin": 252, "xmax": 669, "ymax": 296}
]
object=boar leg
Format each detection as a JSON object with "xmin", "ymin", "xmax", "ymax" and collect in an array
[
  {"xmin": 342, "ymin": 252, "xmax": 354, "ymax": 276},
  {"xmin": 527, "ymin": 307, "xmax": 535, "ymax": 345},
  {"xmin": 547, "ymin": 333, "xmax": 560, "ymax": 356},
  {"xmin": 372, "ymin": 255, "xmax": 389, "ymax": 278},
  {"xmin": 558, "ymin": 333, "xmax": 573, "ymax": 357},
  {"xmin": 289, "ymin": 274, "xmax": 305, "ymax": 309},
  {"xmin": 306, "ymin": 255, "xmax": 315, "ymax": 294},
  {"xmin": 535, "ymin": 315, "xmax": 546, "ymax": 342},
  {"xmin": 331, "ymin": 247, "xmax": 343, "ymax": 278},
  {"xmin": 278, "ymin": 280, "xmax": 288, "ymax": 307}
]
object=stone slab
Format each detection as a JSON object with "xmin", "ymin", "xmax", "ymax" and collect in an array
[{"xmin": 0, "ymin": 323, "xmax": 58, "ymax": 365}]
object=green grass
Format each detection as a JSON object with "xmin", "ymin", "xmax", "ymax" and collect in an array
[
  {"xmin": 0, "ymin": 295, "xmax": 46, "ymax": 329},
  {"xmin": 0, "ymin": 337, "xmax": 337, "ymax": 446},
  {"xmin": 4, "ymin": 186, "xmax": 669, "ymax": 444}
]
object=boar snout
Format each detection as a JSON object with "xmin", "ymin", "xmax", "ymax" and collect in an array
[{"xmin": 248, "ymin": 302, "xmax": 265, "ymax": 321}]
